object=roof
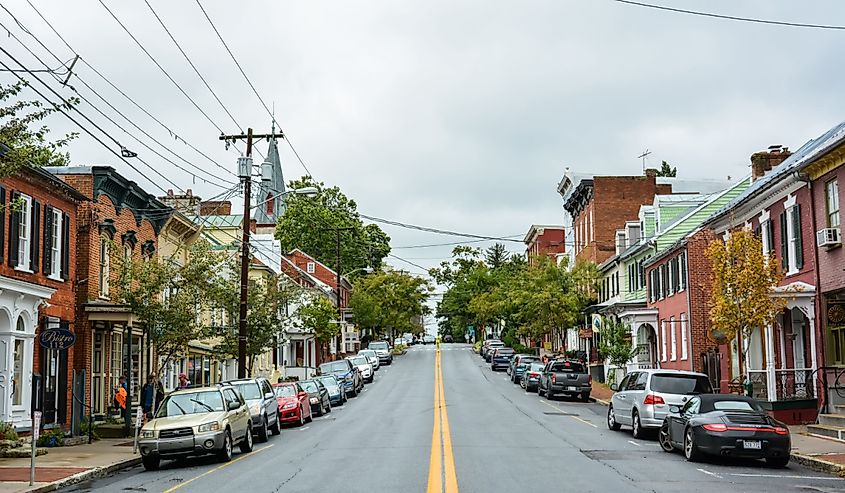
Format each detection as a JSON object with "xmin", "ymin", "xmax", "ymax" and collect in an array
[
  {"xmin": 523, "ymin": 224, "xmax": 565, "ymax": 244},
  {"xmin": 253, "ymin": 137, "xmax": 286, "ymax": 226},
  {"xmin": 191, "ymin": 214, "xmax": 242, "ymax": 228},
  {"xmin": 707, "ymin": 120, "xmax": 845, "ymax": 225}
]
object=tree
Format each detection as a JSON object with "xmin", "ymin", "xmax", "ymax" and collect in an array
[
  {"xmin": 485, "ymin": 243, "xmax": 509, "ymax": 269},
  {"xmin": 596, "ymin": 317, "xmax": 639, "ymax": 385},
  {"xmin": 706, "ymin": 229, "xmax": 785, "ymax": 373},
  {"xmin": 275, "ymin": 176, "xmax": 391, "ymax": 272},
  {"xmin": 656, "ymin": 160, "xmax": 677, "ymax": 177},
  {"xmin": 0, "ymin": 82, "xmax": 78, "ymax": 177},
  {"xmin": 349, "ymin": 269, "xmax": 432, "ymax": 341},
  {"xmin": 298, "ymin": 296, "xmax": 340, "ymax": 361}
]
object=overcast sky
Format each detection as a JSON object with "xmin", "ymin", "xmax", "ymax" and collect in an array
[{"xmin": 4, "ymin": 1, "xmax": 845, "ymax": 296}]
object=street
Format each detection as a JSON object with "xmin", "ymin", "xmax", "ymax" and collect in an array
[{"xmin": 64, "ymin": 345, "xmax": 844, "ymax": 493}]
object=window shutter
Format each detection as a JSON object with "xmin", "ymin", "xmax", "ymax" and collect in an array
[
  {"xmin": 766, "ymin": 220, "xmax": 774, "ymax": 255},
  {"xmin": 61, "ymin": 212, "xmax": 70, "ymax": 281},
  {"xmin": 30, "ymin": 199, "xmax": 40, "ymax": 273},
  {"xmin": 0, "ymin": 186, "xmax": 5, "ymax": 263},
  {"xmin": 779, "ymin": 212, "xmax": 788, "ymax": 270},
  {"xmin": 43, "ymin": 206, "xmax": 53, "ymax": 275},
  {"xmin": 793, "ymin": 205, "xmax": 804, "ymax": 269},
  {"xmin": 8, "ymin": 191, "xmax": 19, "ymax": 267}
]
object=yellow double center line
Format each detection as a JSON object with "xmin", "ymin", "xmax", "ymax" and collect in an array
[{"xmin": 427, "ymin": 348, "xmax": 458, "ymax": 493}]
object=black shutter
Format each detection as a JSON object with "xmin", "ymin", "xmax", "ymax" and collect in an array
[
  {"xmin": 0, "ymin": 186, "xmax": 5, "ymax": 263},
  {"xmin": 793, "ymin": 205, "xmax": 804, "ymax": 270},
  {"xmin": 779, "ymin": 212, "xmax": 788, "ymax": 270},
  {"xmin": 43, "ymin": 206, "xmax": 53, "ymax": 275},
  {"xmin": 30, "ymin": 199, "xmax": 40, "ymax": 273},
  {"xmin": 766, "ymin": 220, "xmax": 775, "ymax": 255},
  {"xmin": 8, "ymin": 191, "xmax": 19, "ymax": 267},
  {"xmin": 61, "ymin": 212, "xmax": 70, "ymax": 281}
]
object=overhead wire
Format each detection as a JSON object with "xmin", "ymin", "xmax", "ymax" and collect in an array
[{"xmin": 359, "ymin": 213, "xmax": 523, "ymax": 242}]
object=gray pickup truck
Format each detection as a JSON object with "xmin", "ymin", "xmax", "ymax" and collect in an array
[{"xmin": 538, "ymin": 360, "xmax": 591, "ymax": 402}]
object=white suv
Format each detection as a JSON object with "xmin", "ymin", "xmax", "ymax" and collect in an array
[{"xmin": 607, "ymin": 369, "xmax": 713, "ymax": 439}]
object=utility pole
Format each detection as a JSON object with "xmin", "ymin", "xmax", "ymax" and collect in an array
[
  {"xmin": 322, "ymin": 227, "xmax": 354, "ymax": 358},
  {"xmin": 220, "ymin": 127, "xmax": 284, "ymax": 379}
]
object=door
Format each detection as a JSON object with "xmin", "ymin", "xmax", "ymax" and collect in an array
[
  {"xmin": 40, "ymin": 347, "xmax": 60, "ymax": 424},
  {"xmin": 614, "ymin": 372, "xmax": 636, "ymax": 424},
  {"xmin": 791, "ymin": 309, "xmax": 806, "ymax": 369},
  {"xmin": 224, "ymin": 388, "xmax": 246, "ymax": 439},
  {"xmin": 670, "ymin": 396, "xmax": 700, "ymax": 444},
  {"xmin": 92, "ymin": 332, "xmax": 104, "ymax": 415}
]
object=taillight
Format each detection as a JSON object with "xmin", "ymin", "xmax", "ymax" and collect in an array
[
  {"xmin": 530, "ymin": 372, "xmax": 539, "ymax": 377},
  {"xmin": 551, "ymin": 374, "xmax": 556, "ymax": 383},
  {"xmin": 773, "ymin": 426, "xmax": 789, "ymax": 435},
  {"xmin": 643, "ymin": 394, "xmax": 665, "ymax": 405},
  {"xmin": 703, "ymin": 423, "xmax": 728, "ymax": 432},
  {"xmin": 588, "ymin": 375, "xmax": 592, "ymax": 385}
]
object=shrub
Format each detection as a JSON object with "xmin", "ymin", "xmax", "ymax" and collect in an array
[
  {"xmin": 0, "ymin": 422, "xmax": 18, "ymax": 441},
  {"xmin": 36, "ymin": 428, "xmax": 66, "ymax": 447},
  {"xmin": 79, "ymin": 417, "xmax": 100, "ymax": 440}
]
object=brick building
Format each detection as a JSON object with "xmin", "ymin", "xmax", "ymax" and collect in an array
[
  {"xmin": 523, "ymin": 225, "xmax": 565, "ymax": 263},
  {"xmin": 0, "ymin": 162, "xmax": 85, "ymax": 431},
  {"xmin": 47, "ymin": 166, "xmax": 171, "ymax": 419}
]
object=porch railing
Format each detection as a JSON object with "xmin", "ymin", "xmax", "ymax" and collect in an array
[
  {"xmin": 747, "ymin": 370, "xmax": 768, "ymax": 401},
  {"xmin": 774, "ymin": 368, "xmax": 814, "ymax": 400}
]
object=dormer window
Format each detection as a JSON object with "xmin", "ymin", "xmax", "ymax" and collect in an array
[{"xmin": 306, "ymin": 262, "xmax": 315, "ymax": 274}]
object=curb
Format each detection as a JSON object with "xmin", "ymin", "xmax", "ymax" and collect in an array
[
  {"xmin": 26, "ymin": 456, "xmax": 142, "ymax": 493},
  {"xmin": 789, "ymin": 452, "xmax": 845, "ymax": 477},
  {"xmin": 592, "ymin": 397, "xmax": 611, "ymax": 407}
]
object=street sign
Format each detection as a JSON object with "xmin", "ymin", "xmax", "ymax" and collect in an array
[
  {"xmin": 135, "ymin": 406, "xmax": 143, "ymax": 428},
  {"xmin": 543, "ymin": 342, "xmax": 552, "ymax": 350},
  {"xmin": 32, "ymin": 411, "xmax": 41, "ymax": 440},
  {"xmin": 38, "ymin": 328, "xmax": 76, "ymax": 350}
]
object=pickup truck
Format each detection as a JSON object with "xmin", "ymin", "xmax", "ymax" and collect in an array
[{"xmin": 537, "ymin": 359, "xmax": 591, "ymax": 402}]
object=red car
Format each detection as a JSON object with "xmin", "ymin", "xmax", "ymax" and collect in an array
[{"xmin": 273, "ymin": 382, "xmax": 313, "ymax": 426}]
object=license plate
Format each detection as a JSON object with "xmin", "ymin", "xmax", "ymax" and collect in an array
[
  {"xmin": 742, "ymin": 440, "xmax": 762, "ymax": 450},
  {"xmin": 567, "ymin": 386, "xmax": 577, "ymax": 391}
]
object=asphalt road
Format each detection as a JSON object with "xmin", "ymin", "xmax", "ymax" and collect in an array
[{"xmin": 64, "ymin": 344, "xmax": 845, "ymax": 493}]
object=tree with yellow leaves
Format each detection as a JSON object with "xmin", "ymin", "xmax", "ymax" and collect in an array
[{"xmin": 706, "ymin": 229, "xmax": 785, "ymax": 376}]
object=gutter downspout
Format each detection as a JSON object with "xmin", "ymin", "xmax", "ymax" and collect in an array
[
  {"xmin": 685, "ymin": 246, "xmax": 694, "ymax": 372},
  {"xmin": 800, "ymin": 172, "xmax": 825, "ymax": 411}
]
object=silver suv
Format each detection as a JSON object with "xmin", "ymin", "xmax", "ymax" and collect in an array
[
  {"xmin": 607, "ymin": 369, "xmax": 713, "ymax": 439},
  {"xmin": 221, "ymin": 377, "xmax": 281, "ymax": 442}
]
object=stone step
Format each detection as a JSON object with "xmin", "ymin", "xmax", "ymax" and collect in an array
[
  {"xmin": 807, "ymin": 423, "xmax": 845, "ymax": 442},
  {"xmin": 835, "ymin": 405, "xmax": 845, "ymax": 414},
  {"xmin": 818, "ymin": 413, "xmax": 845, "ymax": 428}
]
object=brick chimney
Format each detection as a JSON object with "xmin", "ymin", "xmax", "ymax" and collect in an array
[
  {"xmin": 644, "ymin": 168, "xmax": 658, "ymax": 178},
  {"xmin": 751, "ymin": 145, "xmax": 791, "ymax": 181},
  {"xmin": 199, "ymin": 200, "xmax": 232, "ymax": 216}
]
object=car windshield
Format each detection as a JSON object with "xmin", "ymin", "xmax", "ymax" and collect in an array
[
  {"xmin": 495, "ymin": 349, "xmax": 514, "ymax": 356},
  {"xmin": 359, "ymin": 350, "xmax": 375, "ymax": 357},
  {"xmin": 713, "ymin": 400, "xmax": 760, "ymax": 412},
  {"xmin": 157, "ymin": 391, "xmax": 224, "ymax": 417},
  {"xmin": 274, "ymin": 385, "xmax": 296, "ymax": 397},
  {"xmin": 232, "ymin": 382, "xmax": 262, "ymax": 400},
  {"xmin": 550, "ymin": 361, "xmax": 585, "ymax": 372},
  {"xmin": 318, "ymin": 377, "xmax": 339, "ymax": 390},
  {"xmin": 320, "ymin": 361, "xmax": 349, "ymax": 373},
  {"xmin": 651, "ymin": 374, "xmax": 713, "ymax": 395},
  {"xmin": 528, "ymin": 363, "xmax": 545, "ymax": 371},
  {"xmin": 351, "ymin": 357, "xmax": 369, "ymax": 366},
  {"xmin": 369, "ymin": 342, "xmax": 389, "ymax": 351},
  {"xmin": 300, "ymin": 381, "xmax": 319, "ymax": 393}
]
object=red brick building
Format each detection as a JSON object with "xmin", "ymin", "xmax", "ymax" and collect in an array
[
  {"xmin": 0, "ymin": 163, "xmax": 85, "ymax": 431},
  {"xmin": 523, "ymin": 225, "xmax": 565, "ymax": 262},
  {"xmin": 47, "ymin": 166, "xmax": 171, "ymax": 419}
]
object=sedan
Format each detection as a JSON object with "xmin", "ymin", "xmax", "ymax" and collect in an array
[
  {"xmin": 509, "ymin": 354, "xmax": 539, "ymax": 382},
  {"xmin": 358, "ymin": 349, "xmax": 381, "ymax": 371},
  {"xmin": 520, "ymin": 362, "xmax": 545, "ymax": 392},
  {"xmin": 658, "ymin": 394, "xmax": 790, "ymax": 467},
  {"xmin": 299, "ymin": 379, "xmax": 332, "ymax": 416},
  {"xmin": 490, "ymin": 347, "xmax": 515, "ymax": 371},
  {"xmin": 348, "ymin": 356, "xmax": 374, "ymax": 383},
  {"xmin": 316, "ymin": 375, "xmax": 347, "ymax": 407},
  {"xmin": 272, "ymin": 382, "xmax": 312, "ymax": 426}
]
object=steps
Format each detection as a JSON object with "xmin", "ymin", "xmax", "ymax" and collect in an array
[{"xmin": 807, "ymin": 406, "xmax": 845, "ymax": 442}]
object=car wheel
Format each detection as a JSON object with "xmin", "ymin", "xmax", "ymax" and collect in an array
[
  {"xmin": 299, "ymin": 410, "xmax": 305, "ymax": 427},
  {"xmin": 658, "ymin": 422, "xmax": 674, "ymax": 453},
  {"xmin": 326, "ymin": 400, "xmax": 332, "ymax": 413},
  {"xmin": 318, "ymin": 402, "xmax": 325, "ymax": 417},
  {"xmin": 684, "ymin": 427, "xmax": 702, "ymax": 462},
  {"xmin": 349, "ymin": 388, "xmax": 358, "ymax": 398},
  {"xmin": 257, "ymin": 416, "xmax": 269, "ymax": 443},
  {"xmin": 607, "ymin": 405, "xmax": 621, "ymax": 431},
  {"xmin": 766, "ymin": 456, "xmax": 790, "ymax": 468},
  {"xmin": 270, "ymin": 413, "xmax": 281, "ymax": 436},
  {"xmin": 580, "ymin": 392, "xmax": 590, "ymax": 402},
  {"xmin": 538, "ymin": 385, "xmax": 546, "ymax": 397},
  {"xmin": 217, "ymin": 430, "xmax": 233, "ymax": 462},
  {"xmin": 546, "ymin": 389, "xmax": 555, "ymax": 401},
  {"xmin": 632, "ymin": 411, "xmax": 643, "ymax": 439},
  {"xmin": 305, "ymin": 406, "xmax": 313, "ymax": 423},
  {"xmin": 142, "ymin": 455, "xmax": 160, "ymax": 471},
  {"xmin": 239, "ymin": 426, "xmax": 254, "ymax": 453}
]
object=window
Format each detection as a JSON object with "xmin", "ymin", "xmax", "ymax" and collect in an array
[
  {"xmin": 12, "ymin": 339, "xmax": 24, "ymax": 405},
  {"xmin": 49, "ymin": 209, "xmax": 62, "ymax": 279},
  {"xmin": 670, "ymin": 316, "xmax": 676, "ymax": 361},
  {"xmin": 679, "ymin": 252, "xmax": 686, "ymax": 291},
  {"xmin": 306, "ymin": 262, "xmax": 315, "ymax": 274},
  {"xmin": 110, "ymin": 333, "xmax": 122, "ymax": 395},
  {"xmin": 680, "ymin": 313, "xmax": 688, "ymax": 360},
  {"xmin": 661, "ymin": 320, "xmax": 667, "ymax": 362},
  {"xmin": 667, "ymin": 260, "xmax": 675, "ymax": 296},
  {"xmin": 827, "ymin": 180, "xmax": 840, "ymax": 228},
  {"xmin": 16, "ymin": 194, "xmax": 32, "ymax": 269},
  {"xmin": 99, "ymin": 238, "xmax": 110, "ymax": 298},
  {"xmin": 761, "ymin": 219, "xmax": 773, "ymax": 256},
  {"xmin": 266, "ymin": 193, "xmax": 275, "ymax": 215}
]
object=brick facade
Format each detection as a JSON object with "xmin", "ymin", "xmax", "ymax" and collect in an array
[{"xmin": 524, "ymin": 225, "xmax": 565, "ymax": 260}]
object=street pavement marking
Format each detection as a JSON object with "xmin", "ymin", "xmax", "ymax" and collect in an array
[
  {"xmin": 427, "ymin": 348, "xmax": 459, "ymax": 493},
  {"xmin": 627, "ymin": 440, "xmax": 641, "ymax": 447},
  {"xmin": 571, "ymin": 415, "xmax": 598, "ymax": 428},
  {"xmin": 697, "ymin": 468, "xmax": 723, "ymax": 479},
  {"xmin": 727, "ymin": 473, "xmax": 843, "ymax": 480},
  {"xmin": 299, "ymin": 426, "xmax": 310, "ymax": 431},
  {"xmin": 162, "ymin": 443, "xmax": 275, "ymax": 493}
]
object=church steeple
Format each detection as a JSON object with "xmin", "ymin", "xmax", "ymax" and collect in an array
[{"xmin": 253, "ymin": 133, "xmax": 286, "ymax": 227}]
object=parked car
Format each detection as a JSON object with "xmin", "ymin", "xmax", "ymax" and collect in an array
[
  {"xmin": 316, "ymin": 375, "xmax": 347, "ymax": 406},
  {"xmin": 299, "ymin": 379, "xmax": 332, "ymax": 416},
  {"xmin": 368, "ymin": 341, "xmax": 393, "ymax": 365},
  {"xmin": 490, "ymin": 347, "xmax": 515, "ymax": 371},
  {"xmin": 319, "ymin": 359, "xmax": 364, "ymax": 397},
  {"xmin": 485, "ymin": 342, "xmax": 506, "ymax": 362},
  {"xmin": 658, "ymin": 394, "xmax": 790, "ymax": 467},
  {"xmin": 138, "ymin": 385, "xmax": 252, "ymax": 470},
  {"xmin": 481, "ymin": 340, "xmax": 503, "ymax": 359},
  {"xmin": 358, "ymin": 349, "xmax": 381, "ymax": 370},
  {"xmin": 423, "ymin": 335, "xmax": 436, "ymax": 345},
  {"xmin": 520, "ymin": 362, "xmax": 545, "ymax": 392},
  {"xmin": 348, "ymin": 355, "xmax": 374, "ymax": 383},
  {"xmin": 537, "ymin": 360, "xmax": 591, "ymax": 402},
  {"xmin": 607, "ymin": 369, "xmax": 713, "ymax": 439},
  {"xmin": 221, "ymin": 377, "xmax": 281, "ymax": 442},
  {"xmin": 394, "ymin": 337, "xmax": 405, "ymax": 347},
  {"xmin": 510, "ymin": 355, "xmax": 540, "ymax": 383},
  {"xmin": 443, "ymin": 335, "xmax": 453, "ymax": 343},
  {"xmin": 272, "ymin": 382, "xmax": 312, "ymax": 426}
]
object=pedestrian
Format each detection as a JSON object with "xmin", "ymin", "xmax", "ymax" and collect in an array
[
  {"xmin": 114, "ymin": 376, "xmax": 127, "ymax": 425},
  {"xmin": 178, "ymin": 373, "xmax": 190, "ymax": 389},
  {"xmin": 141, "ymin": 373, "xmax": 165, "ymax": 420}
]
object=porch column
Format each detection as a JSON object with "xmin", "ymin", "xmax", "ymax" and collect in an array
[{"xmin": 765, "ymin": 323, "xmax": 777, "ymax": 401}]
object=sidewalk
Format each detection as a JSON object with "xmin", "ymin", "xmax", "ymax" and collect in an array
[
  {"xmin": 589, "ymin": 381, "xmax": 845, "ymax": 476},
  {"xmin": 0, "ymin": 439, "xmax": 140, "ymax": 493}
]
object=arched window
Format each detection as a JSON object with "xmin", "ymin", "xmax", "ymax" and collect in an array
[{"xmin": 266, "ymin": 193, "xmax": 275, "ymax": 215}]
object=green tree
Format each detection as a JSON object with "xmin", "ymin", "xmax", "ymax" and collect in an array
[
  {"xmin": 275, "ymin": 176, "xmax": 391, "ymax": 272},
  {"xmin": 656, "ymin": 160, "xmax": 677, "ymax": 177},
  {"xmin": 485, "ymin": 243, "xmax": 509, "ymax": 269},
  {"xmin": 0, "ymin": 82, "xmax": 78, "ymax": 177},
  {"xmin": 298, "ymin": 295, "xmax": 340, "ymax": 361},
  {"xmin": 596, "ymin": 317, "xmax": 639, "ymax": 384},
  {"xmin": 349, "ymin": 269, "xmax": 432, "ymax": 341}
]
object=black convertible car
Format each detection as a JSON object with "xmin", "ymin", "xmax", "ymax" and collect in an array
[{"xmin": 658, "ymin": 394, "xmax": 790, "ymax": 467}]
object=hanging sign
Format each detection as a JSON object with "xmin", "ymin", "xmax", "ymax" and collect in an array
[{"xmin": 38, "ymin": 328, "xmax": 76, "ymax": 350}]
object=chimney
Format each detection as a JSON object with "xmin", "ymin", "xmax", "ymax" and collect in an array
[
  {"xmin": 751, "ymin": 145, "xmax": 792, "ymax": 181},
  {"xmin": 644, "ymin": 168, "xmax": 658, "ymax": 178},
  {"xmin": 199, "ymin": 200, "xmax": 232, "ymax": 216}
]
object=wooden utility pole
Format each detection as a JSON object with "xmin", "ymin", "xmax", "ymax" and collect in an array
[
  {"xmin": 220, "ymin": 128, "xmax": 283, "ymax": 379},
  {"xmin": 322, "ymin": 227, "xmax": 354, "ymax": 358}
]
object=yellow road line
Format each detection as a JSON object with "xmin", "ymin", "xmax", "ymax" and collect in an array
[
  {"xmin": 163, "ymin": 443, "xmax": 274, "ymax": 493},
  {"xmin": 427, "ymin": 348, "xmax": 459, "ymax": 493},
  {"xmin": 540, "ymin": 400, "xmax": 599, "ymax": 428}
]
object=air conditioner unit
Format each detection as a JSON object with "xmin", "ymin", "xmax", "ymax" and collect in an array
[{"xmin": 816, "ymin": 227, "xmax": 841, "ymax": 248}]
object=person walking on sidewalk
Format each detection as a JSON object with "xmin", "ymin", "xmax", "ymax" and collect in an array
[
  {"xmin": 114, "ymin": 376, "xmax": 127, "ymax": 427},
  {"xmin": 141, "ymin": 373, "xmax": 164, "ymax": 420},
  {"xmin": 178, "ymin": 373, "xmax": 190, "ymax": 389}
]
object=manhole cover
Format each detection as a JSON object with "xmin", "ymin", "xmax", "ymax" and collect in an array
[{"xmin": 543, "ymin": 411, "xmax": 578, "ymax": 416}]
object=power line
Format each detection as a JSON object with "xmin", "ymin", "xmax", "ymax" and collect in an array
[
  {"xmin": 393, "ymin": 236, "xmax": 523, "ymax": 249},
  {"xmin": 613, "ymin": 0, "xmax": 845, "ymax": 30},
  {"xmin": 359, "ymin": 213, "xmax": 523, "ymax": 242},
  {"xmin": 388, "ymin": 254, "xmax": 431, "ymax": 274}
]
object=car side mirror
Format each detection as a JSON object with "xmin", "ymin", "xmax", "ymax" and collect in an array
[
  {"xmin": 669, "ymin": 405, "xmax": 681, "ymax": 414},
  {"xmin": 264, "ymin": 392, "xmax": 274, "ymax": 400},
  {"xmin": 228, "ymin": 401, "xmax": 240, "ymax": 411},
  {"xmin": 610, "ymin": 384, "xmax": 618, "ymax": 391}
]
